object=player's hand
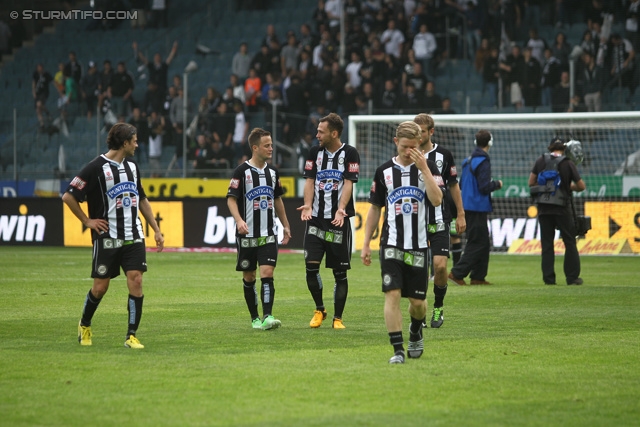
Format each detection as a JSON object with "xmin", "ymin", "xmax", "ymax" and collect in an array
[
  {"xmin": 361, "ymin": 247, "xmax": 372, "ymax": 266},
  {"xmin": 331, "ymin": 208, "xmax": 347, "ymax": 227},
  {"xmin": 297, "ymin": 204, "xmax": 312, "ymax": 221},
  {"xmin": 236, "ymin": 220, "xmax": 249, "ymax": 235},
  {"xmin": 86, "ymin": 218, "xmax": 109, "ymax": 234},
  {"xmin": 281, "ymin": 227, "xmax": 291, "ymax": 245},
  {"xmin": 409, "ymin": 148, "xmax": 428, "ymax": 171},
  {"xmin": 456, "ymin": 215, "xmax": 466, "ymax": 234},
  {"xmin": 155, "ymin": 231, "xmax": 164, "ymax": 252}
]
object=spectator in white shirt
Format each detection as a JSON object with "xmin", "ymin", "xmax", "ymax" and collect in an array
[
  {"xmin": 380, "ymin": 19, "xmax": 405, "ymax": 59},
  {"xmin": 412, "ymin": 23, "xmax": 437, "ymax": 80}
]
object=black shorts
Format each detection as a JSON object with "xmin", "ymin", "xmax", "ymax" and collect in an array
[
  {"xmin": 235, "ymin": 237, "xmax": 278, "ymax": 271},
  {"xmin": 379, "ymin": 247, "xmax": 428, "ymax": 299},
  {"xmin": 304, "ymin": 217, "xmax": 352, "ymax": 270},
  {"xmin": 92, "ymin": 238, "xmax": 147, "ymax": 279},
  {"xmin": 427, "ymin": 228, "xmax": 450, "ymax": 257}
]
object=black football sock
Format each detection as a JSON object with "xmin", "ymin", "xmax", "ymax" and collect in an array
[
  {"xmin": 452, "ymin": 242, "xmax": 463, "ymax": 266},
  {"xmin": 409, "ymin": 316, "xmax": 425, "ymax": 341},
  {"xmin": 260, "ymin": 277, "xmax": 275, "ymax": 318},
  {"xmin": 433, "ymin": 284, "xmax": 448, "ymax": 308},
  {"xmin": 81, "ymin": 289, "xmax": 102, "ymax": 326},
  {"xmin": 127, "ymin": 294, "xmax": 144, "ymax": 338},
  {"xmin": 389, "ymin": 331, "xmax": 404, "ymax": 354},
  {"xmin": 332, "ymin": 270, "xmax": 348, "ymax": 319},
  {"xmin": 243, "ymin": 279, "xmax": 260, "ymax": 320},
  {"xmin": 306, "ymin": 263, "xmax": 324, "ymax": 310}
]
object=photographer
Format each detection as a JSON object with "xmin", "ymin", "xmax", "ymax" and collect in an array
[{"xmin": 529, "ymin": 137, "xmax": 586, "ymax": 286}]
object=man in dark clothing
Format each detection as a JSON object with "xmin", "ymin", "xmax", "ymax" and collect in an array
[
  {"xmin": 522, "ymin": 47, "xmax": 542, "ymax": 108},
  {"xmin": 529, "ymin": 137, "xmax": 586, "ymax": 285},
  {"xmin": 109, "ymin": 61, "xmax": 134, "ymax": 119},
  {"xmin": 133, "ymin": 40, "xmax": 178, "ymax": 98},
  {"xmin": 449, "ymin": 130, "xmax": 502, "ymax": 286},
  {"xmin": 80, "ymin": 61, "xmax": 100, "ymax": 119},
  {"xmin": 64, "ymin": 51, "xmax": 82, "ymax": 85}
]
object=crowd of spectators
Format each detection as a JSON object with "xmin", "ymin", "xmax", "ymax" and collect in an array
[{"xmin": 25, "ymin": 0, "xmax": 640, "ymax": 176}]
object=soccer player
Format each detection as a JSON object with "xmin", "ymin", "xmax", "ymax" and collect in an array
[
  {"xmin": 414, "ymin": 113, "xmax": 466, "ymax": 328},
  {"xmin": 297, "ymin": 113, "xmax": 360, "ymax": 329},
  {"xmin": 227, "ymin": 128, "xmax": 292, "ymax": 330},
  {"xmin": 361, "ymin": 121, "xmax": 444, "ymax": 364},
  {"xmin": 62, "ymin": 122, "xmax": 164, "ymax": 349}
]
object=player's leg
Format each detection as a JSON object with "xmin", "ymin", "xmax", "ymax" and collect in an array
[
  {"xmin": 305, "ymin": 223, "xmax": 327, "ymax": 327},
  {"xmin": 327, "ymin": 222, "xmax": 352, "ymax": 329},
  {"xmin": 79, "ymin": 240, "xmax": 118, "ymax": 346},
  {"xmin": 122, "ymin": 242, "xmax": 148, "ymax": 349},
  {"xmin": 237, "ymin": 242, "xmax": 261, "ymax": 328},
  {"xmin": 429, "ymin": 230, "xmax": 450, "ymax": 328},
  {"xmin": 450, "ymin": 211, "xmax": 482, "ymax": 283},
  {"xmin": 405, "ymin": 252, "xmax": 428, "ymax": 359},
  {"xmin": 258, "ymin": 244, "xmax": 281, "ymax": 330},
  {"xmin": 381, "ymin": 253, "xmax": 406, "ymax": 364},
  {"xmin": 468, "ymin": 213, "xmax": 491, "ymax": 283}
]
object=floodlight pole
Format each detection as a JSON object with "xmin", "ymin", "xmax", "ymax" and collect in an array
[{"xmin": 182, "ymin": 71, "xmax": 188, "ymax": 178}]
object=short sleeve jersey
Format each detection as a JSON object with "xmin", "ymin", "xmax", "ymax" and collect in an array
[
  {"xmin": 424, "ymin": 142, "xmax": 457, "ymax": 224},
  {"xmin": 369, "ymin": 157, "xmax": 443, "ymax": 250},
  {"xmin": 65, "ymin": 155, "xmax": 147, "ymax": 242},
  {"xmin": 227, "ymin": 161, "xmax": 284, "ymax": 238},
  {"xmin": 303, "ymin": 143, "xmax": 360, "ymax": 219}
]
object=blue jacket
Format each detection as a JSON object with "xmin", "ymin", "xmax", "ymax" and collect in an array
[{"xmin": 460, "ymin": 147, "xmax": 500, "ymax": 213}]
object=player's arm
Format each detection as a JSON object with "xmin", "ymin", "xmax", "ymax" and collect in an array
[
  {"xmin": 138, "ymin": 198, "xmax": 164, "ymax": 252},
  {"xmin": 361, "ymin": 204, "xmax": 381, "ymax": 266},
  {"xmin": 528, "ymin": 172, "xmax": 537, "ymax": 187},
  {"xmin": 227, "ymin": 196, "xmax": 249, "ymax": 235},
  {"xmin": 61, "ymin": 192, "xmax": 109, "ymax": 234},
  {"xmin": 331, "ymin": 178, "xmax": 354, "ymax": 227},
  {"xmin": 449, "ymin": 183, "xmax": 466, "ymax": 233},
  {"xmin": 297, "ymin": 178, "xmax": 315, "ymax": 221},
  {"xmin": 273, "ymin": 197, "xmax": 291, "ymax": 245}
]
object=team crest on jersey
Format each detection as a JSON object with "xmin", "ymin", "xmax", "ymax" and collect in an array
[
  {"xmin": 348, "ymin": 163, "xmax": 359, "ymax": 173},
  {"xmin": 240, "ymin": 260, "xmax": 250, "ymax": 269},
  {"xmin": 97, "ymin": 264, "xmax": 108, "ymax": 276},
  {"xmin": 338, "ymin": 157, "xmax": 345, "ymax": 165},
  {"xmin": 305, "ymin": 160, "xmax": 314, "ymax": 170},
  {"xmin": 436, "ymin": 160, "xmax": 443, "ymax": 169},
  {"xmin": 70, "ymin": 176, "xmax": 86, "ymax": 190},
  {"xmin": 450, "ymin": 166, "xmax": 457, "ymax": 176},
  {"xmin": 230, "ymin": 178, "xmax": 239, "ymax": 189},
  {"xmin": 383, "ymin": 274, "xmax": 392, "ymax": 286}
]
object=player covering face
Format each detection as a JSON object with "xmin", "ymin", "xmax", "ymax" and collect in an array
[{"xmin": 361, "ymin": 121, "xmax": 443, "ymax": 364}]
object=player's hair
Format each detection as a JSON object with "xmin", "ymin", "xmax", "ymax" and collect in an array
[
  {"xmin": 248, "ymin": 128, "xmax": 271, "ymax": 147},
  {"xmin": 319, "ymin": 112, "xmax": 344, "ymax": 137},
  {"xmin": 413, "ymin": 113, "xmax": 434, "ymax": 130},
  {"xmin": 107, "ymin": 123, "xmax": 137, "ymax": 150},
  {"xmin": 475, "ymin": 129, "xmax": 493, "ymax": 147},
  {"xmin": 396, "ymin": 121, "xmax": 422, "ymax": 140},
  {"xmin": 548, "ymin": 136, "xmax": 566, "ymax": 152}
]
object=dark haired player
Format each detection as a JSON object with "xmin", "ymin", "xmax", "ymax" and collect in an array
[
  {"xmin": 298, "ymin": 113, "xmax": 360, "ymax": 329},
  {"xmin": 227, "ymin": 128, "xmax": 291, "ymax": 330},
  {"xmin": 62, "ymin": 122, "xmax": 164, "ymax": 349}
]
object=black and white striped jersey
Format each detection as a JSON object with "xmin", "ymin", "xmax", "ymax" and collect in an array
[
  {"xmin": 303, "ymin": 143, "xmax": 360, "ymax": 219},
  {"xmin": 226, "ymin": 161, "xmax": 284, "ymax": 238},
  {"xmin": 424, "ymin": 143, "xmax": 456, "ymax": 224},
  {"xmin": 65, "ymin": 155, "xmax": 147, "ymax": 242},
  {"xmin": 369, "ymin": 157, "xmax": 443, "ymax": 250}
]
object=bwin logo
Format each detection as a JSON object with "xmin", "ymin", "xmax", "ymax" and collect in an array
[{"xmin": 0, "ymin": 205, "xmax": 46, "ymax": 242}]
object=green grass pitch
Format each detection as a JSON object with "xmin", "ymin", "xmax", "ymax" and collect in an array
[{"xmin": 1, "ymin": 247, "xmax": 639, "ymax": 426}]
